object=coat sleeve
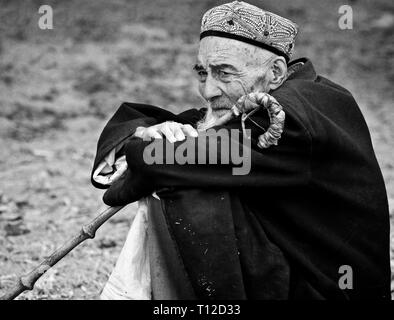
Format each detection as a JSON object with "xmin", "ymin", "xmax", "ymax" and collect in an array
[
  {"xmin": 102, "ymin": 94, "xmax": 313, "ymax": 206},
  {"xmin": 91, "ymin": 102, "xmax": 205, "ymax": 189}
]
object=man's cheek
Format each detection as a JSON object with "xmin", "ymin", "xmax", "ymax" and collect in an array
[{"xmin": 226, "ymin": 84, "xmax": 245, "ymax": 102}]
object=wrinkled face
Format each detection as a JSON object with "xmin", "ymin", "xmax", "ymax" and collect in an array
[{"xmin": 195, "ymin": 36, "xmax": 274, "ymax": 119}]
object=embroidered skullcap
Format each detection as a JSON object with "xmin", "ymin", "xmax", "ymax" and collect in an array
[{"xmin": 200, "ymin": 1, "xmax": 299, "ymax": 62}]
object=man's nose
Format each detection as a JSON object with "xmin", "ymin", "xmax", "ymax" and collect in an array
[{"xmin": 202, "ymin": 74, "xmax": 222, "ymax": 100}]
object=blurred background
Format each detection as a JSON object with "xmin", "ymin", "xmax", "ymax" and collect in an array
[{"xmin": 0, "ymin": 0, "xmax": 393, "ymax": 299}]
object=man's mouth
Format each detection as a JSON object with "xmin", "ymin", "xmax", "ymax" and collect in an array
[
  {"xmin": 212, "ymin": 106, "xmax": 231, "ymax": 111},
  {"xmin": 209, "ymin": 97, "xmax": 234, "ymax": 115}
]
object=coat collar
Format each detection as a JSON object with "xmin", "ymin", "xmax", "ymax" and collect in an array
[{"xmin": 287, "ymin": 58, "xmax": 317, "ymax": 81}]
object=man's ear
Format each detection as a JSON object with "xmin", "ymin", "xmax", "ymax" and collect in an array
[{"xmin": 267, "ymin": 56, "xmax": 288, "ymax": 91}]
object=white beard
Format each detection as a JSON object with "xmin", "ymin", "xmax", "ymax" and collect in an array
[{"xmin": 196, "ymin": 107, "xmax": 220, "ymax": 131}]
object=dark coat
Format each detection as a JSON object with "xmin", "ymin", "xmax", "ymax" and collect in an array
[{"xmin": 91, "ymin": 58, "xmax": 391, "ymax": 300}]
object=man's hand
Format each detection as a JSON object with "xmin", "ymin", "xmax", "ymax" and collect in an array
[{"xmin": 134, "ymin": 121, "xmax": 198, "ymax": 143}]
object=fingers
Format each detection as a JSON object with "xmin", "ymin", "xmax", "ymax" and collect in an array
[
  {"xmin": 160, "ymin": 122, "xmax": 177, "ymax": 143},
  {"xmin": 143, "ymin": 127, "xmax": 163, "ymax": 140},
  {"xmin": 181, "ymin": 124, "xmax": 198, "ymax": 138},
  {"xmin": 172, "ymin": 124, "xmax": 186, "ymax": 141},
  {"xmin": 160, "ymin": 122, "xmax": 198, "ymax": 142},
  {"xmin": 135, "ymin": 122, "xmax": 198, "ymax": 143}
]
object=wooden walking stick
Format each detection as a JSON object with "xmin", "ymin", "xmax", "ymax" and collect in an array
[{"xmin": 0, "ymin": 205, "xmax": 124, "ymax": 300}]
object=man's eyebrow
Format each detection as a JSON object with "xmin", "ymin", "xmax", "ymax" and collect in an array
[
  {"xmin": 209, "ymin": 63, "xmax": 238, "ymax": 72},
  {"xmin": 193, "ymin": 63, "xmax": 239, "ymax": 72},
  {"xmin": 193, "ymin": 64, "xmax": 205, "ymax": 71}
]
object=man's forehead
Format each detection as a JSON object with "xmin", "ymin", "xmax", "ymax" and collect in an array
[{"xmin": 197, "ymin": 36, "xmax": 257, "ymax": 67}]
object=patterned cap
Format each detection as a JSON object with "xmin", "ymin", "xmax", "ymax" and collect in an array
[{"xmin": 200, "ymin": 1, "xmax": 299, "ymax": 62}]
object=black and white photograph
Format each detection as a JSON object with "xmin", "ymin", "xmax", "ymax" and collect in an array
[{"xmin": 0, "ymin": 0, "xmax": 393, "ymax": 305}]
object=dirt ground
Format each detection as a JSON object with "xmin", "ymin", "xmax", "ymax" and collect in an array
[{"xmin": 0, "ymin": 0, "xmax": 393, "ymax": 299}]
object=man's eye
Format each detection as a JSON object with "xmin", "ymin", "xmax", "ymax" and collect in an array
[
  {"xmin": 197, "ymin": 71, "xmax": 207, "ymax": 81},
  {"xmin": 218, "ymin": 70, "xmax": 231, "ymax": 79}
]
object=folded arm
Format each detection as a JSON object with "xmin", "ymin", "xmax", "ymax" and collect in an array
[
  {"xmin": 91, "ymin": 102, "xmax": 204, "ymax": 189},
  {"xmin": 103, "ymin": 103, "xmax": 312, "ymax": 206}
]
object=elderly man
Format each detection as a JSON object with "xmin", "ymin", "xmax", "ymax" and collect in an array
[{"xmin": 91, "ymin": 1, "xmax": 390, "ymax": 300}]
